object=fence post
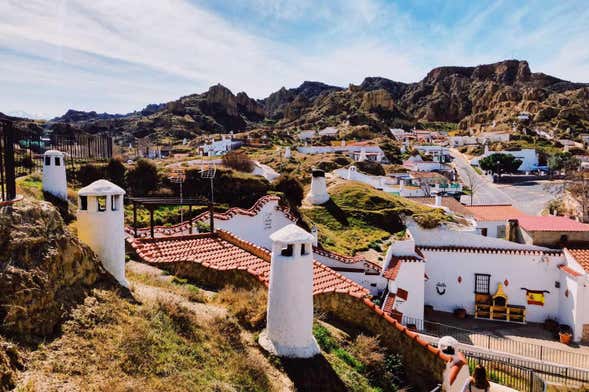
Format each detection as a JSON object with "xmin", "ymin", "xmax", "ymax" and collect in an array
[
  {"xmin": 487, "ymin": 334, "xmax": 491, "ymax": 350},
  {"xmin": 4, "ymin": 125, "xmax": 16, "ymax": 201}
]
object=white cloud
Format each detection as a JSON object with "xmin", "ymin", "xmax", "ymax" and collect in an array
[{"xmin": 0, "ymin": 0, "xmax": 587, "ymax": 117}]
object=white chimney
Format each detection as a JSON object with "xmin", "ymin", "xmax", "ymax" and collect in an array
[
  {"xmin": 77, "ymin": 180, "xmax": 128, "ymax": 288},
  {"xmin": 358, "ymin": 148, "xmax": 367, "ymax": 162},
  {"xmin": 310, "ymin": 225, "xmax": 318, "ymax": 246},
  {"xmin": 259, "ymin": 224, "xmax": 320, "ymax": 358},
  {"xmin": 284, "ymin": 146, "xmax": 291, "ymax": 159},
  {"xmin": 347, "ymin": 166, "xmax": 357, "ymax": 180},
  {"xmin": 42, "ymin": 150, "xmax": 67, "ymax": 201},
  {"xmin": 435, "ymin": 195, "xmax": 442, "ymax": 207},
  {"xmin": 306, "ymin": 169, "xmax": 330, "ymax": 205}
]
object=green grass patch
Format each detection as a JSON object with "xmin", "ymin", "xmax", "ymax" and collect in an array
[{"xmin": 301, "ymin": 182, "xmax": 452, "ymax": 255}]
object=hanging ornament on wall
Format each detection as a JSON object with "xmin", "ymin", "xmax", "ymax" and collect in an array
[
  {"xmin": 565, "ymin": 289, "xmax": 569, "ymax": 298},
  {"xmin": 457, "ymin": 276, "xmax": 462, "ymax": 284},
  {"xmin": 504, "ymin": 279, "xmax": 509, "ymax": 287}
]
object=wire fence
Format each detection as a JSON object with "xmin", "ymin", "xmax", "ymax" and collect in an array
[{"xmin": 0, "ymin": 121, "xmax": 112, "ymax": 201}]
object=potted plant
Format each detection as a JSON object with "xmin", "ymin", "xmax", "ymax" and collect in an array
[
  {"xmin": 559, "ymin": 324, "xmax": 572, "ymax": 345},
  {"xmin": 453, "ymin": 307, "xmax": 467, "ymax": 319}
]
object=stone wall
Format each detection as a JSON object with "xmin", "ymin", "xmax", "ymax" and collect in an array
[{"xmin": 315, "ymin": 292, "xmax": 447, "ymax": 390}]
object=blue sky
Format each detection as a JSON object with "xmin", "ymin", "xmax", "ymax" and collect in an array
[{"xmin": 0, "ymin": 0, "xmax": 587, "ymax": 118}]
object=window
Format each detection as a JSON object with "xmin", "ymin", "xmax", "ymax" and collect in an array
[
  {"xmin": 474, "ymin": 274, "xmax": 491, "ymax": 295},
  {"xmin": 79, "ymin": 196, "xmax": 88, "ymax": 211},
  {"xmin": 281, "ymin": 244, "xmax": 293, "ymax": 257},
  {"xmin": 111, "ymin": 195, "xmax": 119, "ymax": 211},
  {"xmin": 301, "ymin": 244, "xmax": 309, "ymax": 255},
  {"xmin": 54, "ymin": 157, "xmax": 61, "ymax": 166},
  {"xmin": 45, "ymin": 156, "xmax": 51, "ymax": 166},
  {"xmin": 97, "ymin": 196, "xmax": 107, "ymax": 212},
  {"xmin": 481, "ymin": 228, "xmax": 488, "ymax": 237}
]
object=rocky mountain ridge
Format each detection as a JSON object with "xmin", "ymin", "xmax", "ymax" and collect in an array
[{"xmin": 38, "ymin": 59, "xmax": 589, "ymax": 140}]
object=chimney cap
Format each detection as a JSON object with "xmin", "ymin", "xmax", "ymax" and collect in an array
[
  {"xmin": 270, "ymin": 224, "xmax": 314, "ymax": 244},
  {"xmin": 311, "ymin": 168, "xmax": 325, "ymax": 177},
  {"xmin": 79, "ymin": 179, "xmax": 125, "ymax": 197}
]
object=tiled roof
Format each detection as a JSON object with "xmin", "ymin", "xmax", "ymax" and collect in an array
[
  {"xmin": 564, "ymin": 248, "xmax": 589, "ymax": 274},
  {"xmin": 382, "ymin": 293, "xmax": 396, "ymax": 314},
  {"xmin": 417, "ymin": 245, "xmax": 562, "ymax": 256},
  {"xmin": 313, "ymin": 246, "xmax": 382, "ymax": 272},
  {"xmin": 407, "ymin": 196, "xmax": 473, "ymax": 216},
  {"xmin": 128, "ymin": 195, "xmax": 297, "ymax": 238},
  {"xmin": 464, "ymin": 204, "xmax": 527, "ymax": 221},
  {"xmin": 383, "ymin": 255, "xmax": 423, "ymax": 280},
  {"xmin": 517, "ymin": 216, "xmax": 589, "ymax": 232},
  {"xmin": 558, "ymin": 264, "xmax": 583, "ymax": 278},
  {"xmin": 130, "ymin": 229, "xmax": 369, "ymax": 297}
]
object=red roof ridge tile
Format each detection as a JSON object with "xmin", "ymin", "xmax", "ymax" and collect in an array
[{"xmin": 417, "ymin": 245, "xmax": 562, "ymax": 256}]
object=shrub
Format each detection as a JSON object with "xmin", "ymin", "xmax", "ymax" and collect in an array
[
  {"xmin": 313, "ymin": 324, "xmax": 337, "ymax": 352},
  {"xmin": 76, "ymin": 163, "xmax": 105, "ymax": 186},
  {"xmin": 222, "ymin": 151, "xmax": 255, "ymax": 173},
  {"xmin": 349, "ymin": 335, "xmax": 385, "ymax": 369},
  {"xmin": 106, "ymin": 158, "xmax": 126, "ymax": 188},
  {"xmin": 126, "ymin": 159, "xmax": 160, "ymax": 196},
  {"xmin": 356, "ymin": 160, "xmax": 385, "ymax": 176},
  {"xmin": 273, "ymin": 175, "xmax": 304, "ymax": 207}
]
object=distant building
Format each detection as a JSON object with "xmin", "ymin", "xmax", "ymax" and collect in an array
[{"xmin": 471, "ymin": 148, "xmax": 539, "ymax": 172}]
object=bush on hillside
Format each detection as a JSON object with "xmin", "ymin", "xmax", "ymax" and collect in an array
[
  {"xmin": 222, "ymin": 151, "xmax": 255, "ymax": 173},
  {"xmin": 356, "ymin": 160, "xmax": 385, "ymax": 176},
  {"xmin": 379, "ymin": 141, "xmax": 402, "ymax": 164},
  {"xmin": 106, "ymin": 158, "xmax": 126, "ymax": 188},
  {"xmin": 178, "ymin": 168, "xmax": 270, "ymax": 208},
  {"xmin": 126, "ymin": 159, "xmax": 159, "ymax": 196},
  {"xmin": 273, "ymin": 175, "xmax": 304, "ymax": 207},
  {"xmin": 76, "ymin": 163, "xmax": 105, "ymax": 186}
]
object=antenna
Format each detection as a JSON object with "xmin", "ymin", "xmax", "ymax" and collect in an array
[
  {"xmin": 200, "ymin": 153, "xmax": 217, "ymax": 233},
  {"xmin": 168, "ymin": 168, "xmax": 186, "ymax": 224}
]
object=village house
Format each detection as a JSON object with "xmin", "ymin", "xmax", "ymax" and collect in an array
[
  {"xmin": 317, "ymin": 126, "xmax": 339, "ymax": 138},
  {"xmin": 471, "ymin": 148, "xmax": 539, "ymax": 173},
  {"xmin": 403, "ymin": 154, "xmax": 453, "ymax": 173},
  {"xmin": 511, "ymin": 216, "xmax": 589, "ymax": 247},
  {"xmin": 297, "ymin": 130, "xmax": 317, "ymax": 140},
  {"xmin": 383, "ymin": 221, "xmax": 589, "ymax": 342},
  {"xmin": 463, "ymin": 204, "xmax": 527, "ymax": 238},
  {"xmin": 297, "ymin": 141, "xmax": 387, "ymax": 163},
  {"xmin": 198, "ymin": 134, "xmax": 241, "ymax": 156},
  {"xmin": 414, "ymin": 145, "xmax": 453, "ymax": 163}
]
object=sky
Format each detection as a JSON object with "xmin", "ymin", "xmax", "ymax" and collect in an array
[{"xmin": 0, "ymin": 0, "xmax": 588, "ymax": 118}]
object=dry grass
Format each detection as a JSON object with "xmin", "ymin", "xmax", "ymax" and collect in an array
[
  {"xmin": 127, "ymin": 269, "xmax": 208, "ymax": 303},
  {"xmin": 214, "ymin": 286, "xmax": 267, "ymax": 330},
  {"xmin": 19, "ymin": 289, "xmax": 276, "ymax": 391}
]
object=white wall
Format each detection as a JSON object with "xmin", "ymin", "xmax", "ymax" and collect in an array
[
  {"xmin": 213, "ymin": 200, "xmax": 294, "ymax": 249},
  {"xmin": 388, "ymin": 261, "xmax": 425, "ymax": 321},
  {"xmin": 313, "ymin": 252, "xmax": 387, "ymax": 295},
  {"xmin": 423, "ymin": 249, "xmax": 562, "ymax": 323},
  {"xmin": 557, "ymin": 272, "xmax": 583, "ymax": 341},
  {"xmin": 475, "ymin": 220, "xmax": 505, "ymax": 238}
]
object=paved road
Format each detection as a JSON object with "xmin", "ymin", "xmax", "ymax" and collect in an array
[
  {"xmin": 450, "ymin": 149, "xmax": 559, "ymax": 215},
  {"xmin": 450, "ymin": 149, "xmax": 512, "ymax": 205}
]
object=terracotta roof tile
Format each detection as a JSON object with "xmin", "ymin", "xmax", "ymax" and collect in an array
[
  {"xmin": 418, "ymin": 245, "xmax": 561, "ymax": 256},
  {"xmin": 130, "ymin": 230, "xmax": 369, "ymax": 298},
  {"xmin": 564, "ymin": 248, "xmax": 589, "ymax": 274},
  {"xmin": 383, "ymin": 255, "xmax": 423, "ymax": 280},
  {"xmin": 518, "ymin": 216, "xmax": 589, "ymax": 232},
  {"xmin": 464, "ymin": 204, "xmax": 527, "ymax": 221},
  {"xmin": 382, "ymin": 293, "xmax": 396, "ymax": 314}
]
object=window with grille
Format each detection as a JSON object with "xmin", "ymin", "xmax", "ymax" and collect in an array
[{"xmin": 474, "ymin": 274, "xmax": 491, "ymax": 294}]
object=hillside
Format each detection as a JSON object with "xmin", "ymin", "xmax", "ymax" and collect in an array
[
  {"xmin": 300, "ymin": 181, "xmax": 450, "ymax": 256},
  {"xmin": 39, "ymin": 59, "xmax": 589, "ymax": 141}
]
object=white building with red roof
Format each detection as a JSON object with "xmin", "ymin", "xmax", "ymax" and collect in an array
[{"xmin": 381, "ymin": 220, "xmax": 589, "ymax": 343}]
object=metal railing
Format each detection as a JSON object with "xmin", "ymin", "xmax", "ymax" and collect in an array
[
  {"xmin": 463, "ymin": 350, "xmax": 547, "ymax": 392},
  {"xmin": 402, "ymin": 316, "xmax": 589, "ymax": 379}
]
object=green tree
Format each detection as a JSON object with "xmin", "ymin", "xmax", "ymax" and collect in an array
[
  {"xmin": 126, "ymin": 159, "xmax": 160, "ymax": 196},
  {"xmin": 106, "ymin": 158, "xmax": 126, "ymax": 188},
  {"xmin": 479, "ymin": 153, "xmax": 522, "ymax": 177},
  {"xmin": 548, "ymin": 152, "xmax": 579, "ymax": 173},
  {"xmin": 379, "ymin": 141, "xmax": 402, "ymax": 164},
  {"xmin": 221, "ymin": 151, "xmax": 254, "ymax": 173},
  {"xmin": 76, "ymin": 163, "xmax": 104, "ymax": 186},
  {"xmin": 273, "ymin": 175, "xmax": 304, "ymax": 208}
]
